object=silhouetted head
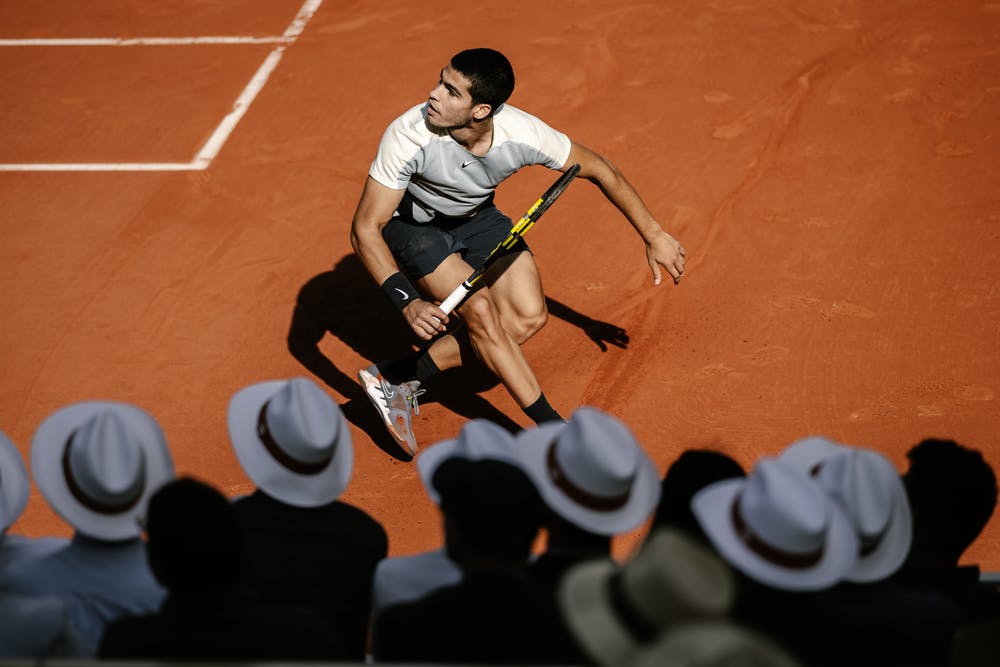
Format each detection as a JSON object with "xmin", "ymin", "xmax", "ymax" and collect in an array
[
  {"xmin": 145, "ymin": 477, "xmax": 242, "ymax": 592},
  {"xmin": 434, "ymin": 457, "xmax": 543, "ymax": 567},
  {"xmin": 903, "ymin": 438, "xmax": 997, "ymax": 564},
  {"xmin": 653, "ymin": 449, "xmax": 746, "ymax": 540}
]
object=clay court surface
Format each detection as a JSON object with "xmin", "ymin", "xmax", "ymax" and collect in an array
[{"xmin": 2, "ymin": 0, "xmax": 999, "ymax": 566}]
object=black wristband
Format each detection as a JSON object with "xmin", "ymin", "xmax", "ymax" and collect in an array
[{"xmin": 381, "ymin": 272, "xmax": 418, "ymax": 312}]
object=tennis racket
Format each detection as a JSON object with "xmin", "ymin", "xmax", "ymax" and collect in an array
[{"xmin": 438, "ymin": 163, "xmax": 581, "ymax": 315}]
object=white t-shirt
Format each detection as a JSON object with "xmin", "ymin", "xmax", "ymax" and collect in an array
[{"xmin": 369, "ymin": 102, "xmax": 572, "ymax": 223}]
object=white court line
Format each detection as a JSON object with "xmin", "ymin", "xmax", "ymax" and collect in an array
[
  {"xmin": 190, "ymin": 44, "xmax": 286, "ymax": 168},
  {"xmin": 0, "ymin": 36, "xmax": 289, "ymax": 46},
  {"xmin": 0, "ymin": 0, "xmax": 324, "ymax": 173},
  {"xmin": 191, "ymin": 0, "xmax": 323, "ymax": 169},
  {"xmin": 0, "ymin": 163, "xmax": 199, "ymax": 172}
]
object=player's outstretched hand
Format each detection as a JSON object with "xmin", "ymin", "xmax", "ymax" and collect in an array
[
  {"xmin": 645, "ymin": 230, "xmax": 686, "ymax": 285},
  {"xmin": 403, "ymin": 299, "xmax": 449, "ymax": 340}
]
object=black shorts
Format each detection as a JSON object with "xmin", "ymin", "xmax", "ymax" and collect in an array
[{"xmin": 382, "ymin": 205, "xmax": 527, "ymax": 280}]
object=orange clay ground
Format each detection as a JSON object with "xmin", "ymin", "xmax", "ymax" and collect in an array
[{"xmin": 2, "ymin": 0, "xmax": 999, "ymax": 567}]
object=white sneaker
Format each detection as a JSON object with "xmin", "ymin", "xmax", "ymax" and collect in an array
[{"xmin": 358, "ymin": 364, "xmax": 425, "ymax": 455}]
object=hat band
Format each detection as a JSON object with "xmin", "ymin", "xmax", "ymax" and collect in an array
[
  {"xmin": 546, "ymin": 442, "xmax": 631, "ymax": 512},
  {"xmin": 606, "ymin": 570, "xmax": 658, "ymax": 642},
  {"xmin": 61, "ymin": 435, "xmax": 144, "ymax": 515},
  {"xmin": 859, "ymin": 533, "xmax": 883, "ymax": 557},
  {"xmin": 731, "ymin": 496, "xmax": 823, "ymax": 570},
  {"xmin": 257, "ymin": 403, "xmax": 332, "ymax": 476}
]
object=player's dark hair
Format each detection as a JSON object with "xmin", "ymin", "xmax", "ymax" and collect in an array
[{"xmin": 450, "ymin": 48, "xmax": 515, "ymax": 114}]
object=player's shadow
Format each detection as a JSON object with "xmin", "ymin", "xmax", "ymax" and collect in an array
[{"xmin": 287, "ymin": 254, "xmax": 629, "ymax": 461}]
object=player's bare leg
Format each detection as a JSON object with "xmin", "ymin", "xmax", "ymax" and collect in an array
[
  {"xmin": 360, "ymin": 251, "xmax": 560, "ymax": 451},
  {"xmin": 416, "ymin": 253, "xmax": 544, "ymax": 409},
  {"xmin": 414, "ymin": 251, "xmax": 546, "ymax": 368},
  {"xmin": 482, "ymin": 250, "xmax": 548, "ymax": 346}
]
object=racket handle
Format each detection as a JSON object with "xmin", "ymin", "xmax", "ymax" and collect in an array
[{"xmin": 439, "ymin": 281, "xmax": 473, "ymax": 315}]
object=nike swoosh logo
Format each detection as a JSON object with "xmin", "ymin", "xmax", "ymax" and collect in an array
[
  {"xmin": 381, "ymin": 380, "xmax": 396, "ymax": 399},
  {"xmin": 394, "ymin": 287, "xmax": 410, "ymax": 300},
  {"xmin": 462, "ymin": 160, "xmax": 475, "ymax": 168}
]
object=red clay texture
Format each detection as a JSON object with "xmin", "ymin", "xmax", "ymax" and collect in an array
[{"xmin": 1, "ymin": 0, "xmax": 998, "ymax": 565}]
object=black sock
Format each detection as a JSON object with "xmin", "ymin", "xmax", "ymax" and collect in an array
[
  {"xmin": 379, "ymin": 351, "xmax": 441, "ymax": 385},
  {"xmin": 378, "ymin": 352, "xmax": 421, "ymax": 384},
  {"xmin": 523, "ymin": 393, "xmax": 563, "ymax": 424},
  {"xmin": 415, "ymin": 353, "xmax": 442, "ymax": 384}
]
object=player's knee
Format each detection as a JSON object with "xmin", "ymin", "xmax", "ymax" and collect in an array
[
  {"xmin": 462, "ymin": 294, "xmax": 505, "ymax": 343},
  {"xmin": 509, "ymin": 307, "xmax": 548, "ymax": 344}
]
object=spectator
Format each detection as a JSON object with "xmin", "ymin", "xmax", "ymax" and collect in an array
[
  {"xmin": 558, "ymin": 527, "xmax": 748, "ymax": 666},
  {"xmin": 691, "ymin": 457, "xmax": 859, "ymax": 664},
  {"xmin": 0, "ymin": 429, "xmax": 81, "ymax": 658},
  {"xmin": 651, "ymin": 447, "xmax": 745, "ymax": 542},
  {"xmin": 98, "ymin": 477, "xmax": 341, "ymax": 660},
  {"xmin": 371, "ymin": 418, "xmax": 517, "ymax": 618},
  {"xmin": 895, "ymin": 438, "xmax": 1000, "ymax": 627},
  {"xmin": 780, "ymin": 436, "xmax": 913, "ymax": 584},
  {"xmin": 3, "ymin": 402, "xmax": 175, "ymax": 656},
  {"xmin": 779, "ymin": 436, "xmax": 959, "ymax": 666},
  {"xmin": 373, "ymin": 457, "xmax": 584, "ymax": 664},
  {"xmin": 227, "ymin": 376, "xmax": 387, "ymax": 660},
  {"xmin": 692, "ymin": 456, "xmax": 859, "ymax": 591},
  {"xmin": 513, "ymin": 406, "xmax": 660, "ymax": 592},
  {"xmin": 0, "ymin": 429, "xmax": 67, "ymax": 569}
]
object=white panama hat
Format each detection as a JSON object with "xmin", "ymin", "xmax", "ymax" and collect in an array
[
  {"xmin": 0, "ymin": 430, "xmax": 31, "ymax": 534},
  {"xmin": 30, "ymin": 401, "xmax": 175, "ymax": 540},
  {"xmin": 780, "ymin": 436, "xmax": 912, "ymax": 583},
  {"xmin": 228, "ymin": 377, "xmax": 352, "ymax": 508},
  {"xmin": 514, "ymin": 406, "xmax": 660, "ymax": 535},
  {"xmin": 692, "ymin": 457, "xmax": 859, "ymax": 592}
]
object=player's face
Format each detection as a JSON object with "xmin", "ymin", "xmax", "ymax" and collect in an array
[{"xmin": 426, "ymin": 65, "xmax": 488, "ymax": 129}]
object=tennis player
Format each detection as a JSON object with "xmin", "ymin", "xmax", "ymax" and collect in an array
[{"xmin": 350, "ymin": 48, "xmax": 685, "ymax": 453}]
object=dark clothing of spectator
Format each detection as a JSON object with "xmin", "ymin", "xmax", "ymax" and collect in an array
[
  {"xmin": 98, "ymin": 590, "xmax": 341, "ymax": 660},
  {"xmin": 373, "ymin": 568, "xmax": 584, "ymax": 664},
  {"xmin": 734, "ymin": 576, "xmax": 960, "ymax": 667},
  {"xmin": 233, "ymin": 489, "xmax": 387, "ymax": 660},
  {"xmin": 528, "ymin": 550, "xmax": 611, "ymax": 595},
  {"xmin": 527, "ymin": 513, "xmax": 612, "ymax": 595},
  {"xmin": 809, "ymin": 581, "xmax": 959, "ymax": 667},
  {"xmin": 98, "ymin": 477, "xmax": 342, "ymax": 661},
  {"xmin": 895, "ymin": 563, "xmax": 1000, "ymax": 627}
]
